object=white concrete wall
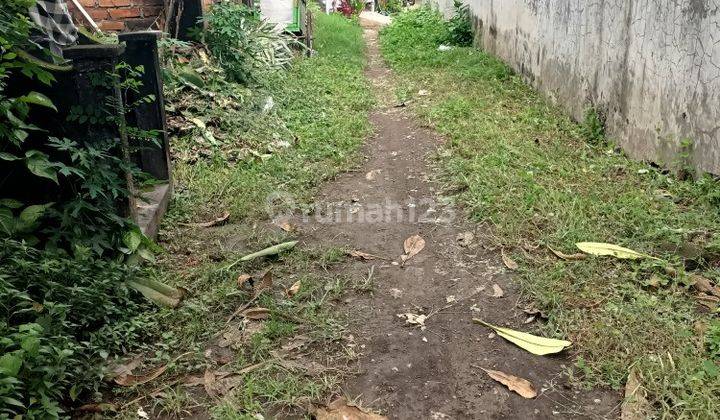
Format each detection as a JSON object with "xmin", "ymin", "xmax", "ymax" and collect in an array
[{"xmin": 426, "ymin": 0, "xmax": 720, "ymax": 174}]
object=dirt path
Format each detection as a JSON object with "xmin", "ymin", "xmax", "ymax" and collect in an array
[{"xmin": 298, "ymin": 23, "xmax": 620, "ymax": 419}]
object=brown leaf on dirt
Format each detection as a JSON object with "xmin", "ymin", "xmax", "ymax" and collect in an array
[
  {"xmin": 548, "ymin": 247, "xmax": 587, "ymax": 261},
  {"xmin": 184, "ymin": 211, "xmax": 230, "ymax": 228},
  {"xmin": 274, "ymin": 219, "xmax": 294, "ymax": 232},
  {"xmin": 253, "ymin": 270, "xmax": 273, "ymax": 297},
  {"xmin": 501, "ymin": 248, "xmax": 519, "ymax": 270},
  {"xmin": 490, "ymin": 284, "xmax": 504, "ymax": 298},
  {"xmin": 456, "ymin": 232, "xmax": 474, "ymax": 247},
  {"xmin": 365, "ymin": 169, "xmax": 382, "ymax": 181},
  {"xmin": 114, "ymin": 364, "xmax": 168, "ymax": 387},
  {"xmin": 690, "ymin": 274, "xmax": 720, "ymax": 298},
  {"xmin": 287, "ymin": 280, "xmax": 301, "ymax": 297},
  {"xmin": 481, "ymin": 368, "xmax": 537, "ymax": 399},
  {"xmin": 241, "ymin": 307, "xmax": 271, "ymax": 320},
  {"xmin": 203, "ymin": 370, "xmax": 242, "ymax": 399},
  {"xmin": 237, "ymin": 274, "xmax": 252, "ymax": 288},
  {"xmin": 401, "ymin": 234, "xmax": 425, "ymax": 263},
  {"xmin": 696, "ymin": 293, "xmax": 719, "ymax": 311},
  {"xmin": 111, "ymin": 356, "xmax": 143, "ymax": 378},
  {"xmin": 621, "ymin": 369, "xmax": 651, "ymax": 420},
  {"xmin": 315, "ymin": 397, "xmax": 388, "ymax": 420},
  {"xmin": 348, "ymin": 250, "xmax": 383, "ymax": 260}
]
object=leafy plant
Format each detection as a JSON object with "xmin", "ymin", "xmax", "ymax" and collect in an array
[
  {"xmin": 203, "ymin": 2, "xmax": 295, "ymax": 85},
  {"xmin": 580, "ymin": 107, "xmax": 606, "ymax": 145},
  {"xmin": 445, "ymin": 0, "xmax": 473, "ymax": 46},
  {"xmin": 378, "ymin": 0, "xmax": 403, "ymax": 14},
  {"xmin": 0, "ymin": 239, "xmax": 151, "ymax": 417}
]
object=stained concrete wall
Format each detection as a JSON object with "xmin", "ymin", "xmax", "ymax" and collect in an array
[{"xmin": 426, "ymin": 0, "xmax": 720, "ymax": 174}]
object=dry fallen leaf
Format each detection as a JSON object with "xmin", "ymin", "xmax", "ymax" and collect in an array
[
  {"xmin": 183, "ymin": 211, "xmax": 230, "ymax": 228},
  {"xmin": 253, "ymin": 270, "xmax": 273, "ymax": 297},
  {"xmin": 548, "ymin": 247, "xmax": 587, "ymax": 261},
  {"xmin": 274, "ymin": 219, "xmax": 294, "ymax": 232},
  {"xmin": 315, "ymin": 397, "xmax": 387, "ymax": 420},
  {"xmin": 456, "ymin": 232, "xmax": 474, "ymax": 247},
  {"xmin": 114, "ymin": 364, "xmax": 168, "ymax": 387},
  {"xmin": 241, "ymin": 307, "xmax": 271, "ymax": 320},
  {"xmin": 475, "ymin": 319, "xmax": 572, "ymax": 355},
  {"xmin": 696, "ymin": 293, "xmax": 719, "ymax": 311},
  {"xmin": 490, "ymin": 284, "xmax": 504, "ymax": 298},
  {"xmin": 481, "ymin": 368, "xmax": 537, "ymax": 399},
  {"xmin": 365, "ymin": 169, "xmax": 382, "ymax": 181},
  {"xmin": 204, "ymin": 370, "xmax": 242, "ymax": 399},
  {"xmin": 401, "ymin": 234, "xmax": 425, "ymax": 263},
  {"xmin": 690, "ymin": 274, "xmax": 720, "ymax": 298},
  {"xmin": 348, "ymin": 250, "xmax": 386, "ymax": 260},
  {"xmin": 237, "ymin": 274, "xmax": 252, "ymax": 288},
  {"xmin": 622, "ymin": 368, "xmax": 651, "ymax": 420},
  {"xmin": 287, "ymin": 280, "xmax": 301, "ymax": 297},
  {"xmin": 501, "ymin": 248, "xmax": 519, "ymax": 270},
  {"xmin": 398, "ymin": 313, "xmax": 427, "ymax": 328}
]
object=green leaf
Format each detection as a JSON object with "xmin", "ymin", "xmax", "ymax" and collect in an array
[
  {"xmin": 0, "ymin": 152, "xmax": 20, "ymax": 161},
  {"xmin": 19, "ymin": 91, "xmax": 57, "ymax": 111},
  {"xmin": 122, "ymin": 229, "xmax": 143, "ymax": 253},
  {"xmin": 0, "ymin": 207, "xmax": 15, "ymax": 234},
  {"xmin": 25, "ymin": 150, "xmax": 59, "ymax": 184},
  {"xmin": 575, "ymin": 242, "xmax": 659, "ymax": 260},
  {"xmin": 225, "ymin": 240, "xmax": 298, "ymax": 269},
  {"xmin": 0, "ymin": 352, "xmax": 22, "ymax": 377},
  {"xmin": 21, "ymin": 336, "xmax": 40, "ymax": 356},
  {"xmin": 18, "ymin": 203, "xmax": 53, "ymax": 226},
  {"xmin": 474, "ymin": 319, "xmax": 572, "ymax": 355},
  {"xmin": 0, "ymin": 199, "xmax": 23, "ymax": 209}
]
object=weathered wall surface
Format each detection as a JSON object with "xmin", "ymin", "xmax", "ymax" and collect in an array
[{"xmin": 427, "ymin": 0, "xmax": 720, "ymax": 174}]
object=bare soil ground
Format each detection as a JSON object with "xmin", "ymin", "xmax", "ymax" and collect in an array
[{"xmin": 296, "ymin": 23, "xmax": 621, "ymax": 419}]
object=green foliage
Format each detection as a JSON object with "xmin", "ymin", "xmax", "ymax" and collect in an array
[
  {"xmin": 0, "ymin": 239, "xmax": 151, "ymax": 418},
  {"xmin": 203, "ymin": 2, "xmax": 295, "ymax": 85},
  {"xmin": 0, "ymin": 3, "xmax": 161, "ymax": 417},
  {"xmin": 580, "ymin": 107, "xmax": 606, "ymax": 145},
  {"xmin": 168, "ymin": 12, "xmax": 373, "ymax": 223},
  {"xmin": 381, "ymin": 10, "xmax": 720, "ymax": 417},
  {"xmin": 708, "ymin": 321, "xmax": 720, "ymax": 360},
  {"xmin": 445, "ymin": 1, "xmax": 473, "ymax": 46},
  {"xmin": 378, "ymin": 0, "xmax": 403, "ymax": 14}
]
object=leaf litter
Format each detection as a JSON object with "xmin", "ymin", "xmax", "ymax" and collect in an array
[
  {"xmin": 315, "ymin": 397, "xmax": 387, "ymax": 420},
  {"xmin": 481, "ymin": 368, "xmax": 537, "ymax": 399},
  {"xmin": 474, "ymin": 319, "xmax": 571, "ymax": 355},
  {"xmin": 400, "ymin": 234, "xmax": 425, "ymax": 264}
]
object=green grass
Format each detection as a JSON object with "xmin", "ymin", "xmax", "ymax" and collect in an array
[
  {"xmin": 167, "ymin": 12, "xmax": 373, "ymax": 223},
  {"xmin": 381, "ymin": 8, "xmax": 720, "ymax": 418},
  {"xmin": 113, "ymin": 13, "xmax": 372, "ymax": 417}
]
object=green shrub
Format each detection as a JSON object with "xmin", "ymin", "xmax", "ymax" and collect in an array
[
  {"xmin": 445, "ymin": 0, "xmax": 473, "ymax": 46},
  {"xmin": 0, "ymin": 239, "xmax": 151, "ymax": 417},
  {"xmin": 203, "ymin": 2, "xmax": 295, "ymax": 85},
  {"xmin": 580, "ymin": 107, "xmax": 606, "ymax": 144}
]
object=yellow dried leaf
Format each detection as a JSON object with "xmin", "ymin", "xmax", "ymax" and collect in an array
[
  {"xmin": 576, "ymin": 242, "xmax": 658, "ymax": 260},
  {"xmin": 287, "ymin": 280, "xmax": 301, "ymax": 297},
  {"xmin": 548, "ymin": 247, "xmax": 587, "ymax": 261},
  {"xmin": 474, "ymin": 319, "xmax": 571, "ymax": 355}
]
